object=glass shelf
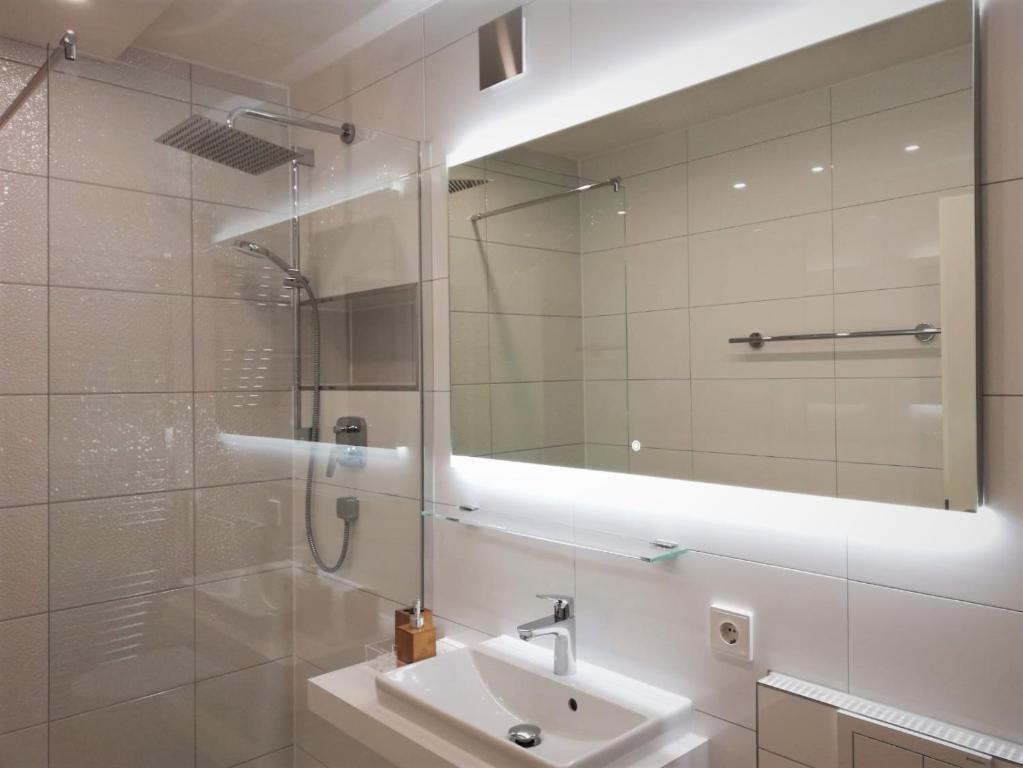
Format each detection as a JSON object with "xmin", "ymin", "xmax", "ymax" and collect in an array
[{"xmin": 422, "ymin": 506, "xmax": 687, "ymax": 564}]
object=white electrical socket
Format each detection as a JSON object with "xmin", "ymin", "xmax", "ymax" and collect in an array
[{"xmin": 710, "ymin": 605, "xmax": 753, "ymax": 661}]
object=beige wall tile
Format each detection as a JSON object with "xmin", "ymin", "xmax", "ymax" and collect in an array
[
  {"xmin": 625, "ymin": 237, "xmax": 689, "ymax": 312},
  {"xmin": 50, "ymin": 588, "xmax": 194, "ymax": 718},
  {"xmin": 0, "ymin": 61, "xmax": 47, "ymax": 176},
  {"xmin": 194, "ymin": 391, "xmax": 291, "ymax": 487},
  {"xmin": 629, "ymin": 447, "xmax": 692, "ymax": 480},
  {"xmin": 0, "ymin": 614, "xmax": 47, "ymax": 734},
  {"xmin": 836, "ymin": 378, "xmax": 943, "ymax": 468},
  {"xmin": 195, "ymin": 480, "xmax": 293, "ymax": 582},
  {"xmin": 0, "ymin": 505, "xmax": 46, "ymax": 621},
  {"xmin": 980, "ymin": 0, "xmax": 1023, "ymax": 183},
  {"xmin": 624, "ymin": 164, "xmax": 687, "ymax": 245},
  {"xmin": 692, "ymin": 379, "xmax": 836, "ymax": 460},
  {"xmin": 838, "ymin": 462, "xmax": 944, "ymax": 509},
  {"xmin": 582, "ymin": 248, "xmax": 626, "ymax": 316},
  {"xmin": 833, "ymin": 91, "xmax": 973, "ymax": 208},
  {"xmin": 834, "ymin": 188, "xmax": 968, "ymax": 293},
  {"xmin": 690, "ymin": 212, "xmax": 832, "ymax": 306},
  {"xmin": 580, "ymin": 182, "xmax": 626, "ymax": 253},
  {"xmin": 50, "ymin": 180, "xmax": 192, "ymax": 294},
  {"xmin": 484, "ymin": 172, "xmax": 580, "ymax": 253},
  {"xmin": 982, "ymin": 179, "xmax": 1023, "ymax": 394},
  {"xmin": 627, "ymin": 309, "xmax": 690, "ymax": 379},
  {"xmin": 0, "ymin": 284, "xmax": 45, "ymax": 394},
  {"xmin": 581, "ymin": 128, "xmax": 686, "ymax": 179},
  {"xmin": 490, "ymin": 381, "xmax": 583, "ymax": 453},
  {"xmin": 583, "ymin": 314, "xmax": 627, "ymax": 380},
  {"xmin": 831, "ymin": 45, "xmax": 972, "ymax": 122},
  {"xmin": 449, "ymin": 311, "xmax": 489, "ymax": 384},
  {"xmin": 196, "ymin": 569, "xmax": 293, "ymax": 680},
  {"xmin": 689, "ymin": 88, "xmax": 829, "ymax": 160},
  {"xmin": 49, "ymin": 685, "xmax": 195, "ymax": 768},
  {"xmin": 0, "ymin": 723, "xmax": 46, "ymax": 768},
  {"xmin": 321, "ymin": 62, "xmax": 425, "ymax": 142},
  {"xmin": 193, "ymin": 297, "xmax": 293, "ymax": 392},
  {"xmin": 50, "ymin": 288, "xmax": 193, "ymax": 394},
  {"xmin": 584, "ymin": 380, "xmax": 627, "ymax": 445},
  {"xmin": 448, "ymin": 237, "xmax": 488, "ymax": 312},
  {"xmin": 0, "ymin": 396, "xmax": 47, "ymax": 508},
  {"xmin": 486, "ymin": 242, "xmax": 581, "ymax": 316},
  {"xmin": 695, "ymin": 452, "xmax": 836, "ymax": 497},
  {"xmin": 489, "ymin": 314, "xmax": 582, "ymax": 382},
  {"xmin": 586, "ymin": 443, "xmax": 629, "ymax": 473},
  {"xmin": 689, "ymin": 128, "xmax": 831, "ymax": 233},
  {"xmin": 49, "ymin": 394, "xmax": 193, "ymax": 501},
  {"xmin": 49, "ymin": 75, "xmax": 190, "ymax": 196},
  {"xmin": 450, "ymin": 384, "xmax": 491, "ymax": 456},
  {"xmin": 0, "ymin": 170, "xmax": 46, "ymax": 284},
  {"xmin": 628, "ymin": 380, "xmax": 692, "ymax": 451},
  {"xmin": 50, "ymin": 491, "xmax": 193, "ymax": 610}
]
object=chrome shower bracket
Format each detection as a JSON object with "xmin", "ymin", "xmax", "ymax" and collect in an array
[{"xmin": 294, "ymin": 146, "xmax": 315, "ymax": 168}]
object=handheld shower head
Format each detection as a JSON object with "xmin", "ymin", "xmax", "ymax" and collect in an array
[{"xmin": 231, "ymin": 240, "xmax": 315, "ymax": 300}]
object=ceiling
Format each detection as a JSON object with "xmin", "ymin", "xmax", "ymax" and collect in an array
[{"xmin": 0, "ymin": 0, "xmax": 439, "ymax": 85}]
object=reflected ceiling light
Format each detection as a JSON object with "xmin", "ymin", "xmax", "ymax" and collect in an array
[
  {"xmin": 616, "ymin": 209, "xmax": 627, "ymax": 215},
  {"xmin": 630, "ymin": 440, "xmax": 642, "ymax": 452},
  {"xmin": 904, "ymin": 144, "xmax": 921, "ymax": 152},
  {"xmin": 732, "ymin": 182, "xmax": 747, "ymax": 190},
  {"xmin": 811, "ymin": 165, "xmax": 825, "ymax": 173}
]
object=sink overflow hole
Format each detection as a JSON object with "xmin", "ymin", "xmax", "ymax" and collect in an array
[{"xmin": 568, "ymin": 698, "xmax": 578, "ymax": 712}]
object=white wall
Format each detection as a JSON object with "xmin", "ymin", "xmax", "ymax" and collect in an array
[{"xmin": 294, "ymin": 1, "xmax": 1023, "ymax": 765}]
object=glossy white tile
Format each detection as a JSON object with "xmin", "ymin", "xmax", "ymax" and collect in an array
[
  {"xmin": 321, "ymin": 62, "xmax": 425, "ymax": 142},
  {"xmin": 584, "ymin": 380, "xmax": 627, "ymax": 445},
  {"xmin": 0, "ymin": 61, "xmax": 47, "ymax": 177},
  {"xmin": 448, "ymin": 237, "xmax": 488, "ymax": 312},
  {"xmin": 580, "ymin": 128, "xmax": 686, "ymax": 180},
  {"xmin": 624, "ymin": 164, "xmax": 687, "ymax": 245},
  {"xmin": 488, "ymin": 314, "xmax": 582, "ymax": 382},
  {"xmin": 194, "ymin": 391, "xmax": 291, "ymax": 487},
  {"xmin": 582, "ymin": 247, "xmax": 626, "ymax": 316},
  {"xmin": 837, "ymin": 462, "xmax": 944, "ymax": 509},
  {"xmin": 486, "ymin": 242, "xmax": 581, "ymax": 316},
  {"xmin": 582, "ymin": 314, "xmax": 627, "ymax": 380},
  {"xmin": 490, "ymin": 381, "xmax": 583, "ymax": 453},
  {"xmin": 450, "ymin": 384, "xmax": 491, "ymax": 456},
  {"xmin": 0, "ymin": 614, "xmax": 46, "ymax": 734},
  {"xmin": 193, "ymin": 297, "xmax": 293, "ymax": 392},
  {"xmin": 0, "ymin": 723, "xmax": 47, "ymax": 768},
  {"xmin": 629, "ymin": 447, "xmax": 692, "ymax": 480},
  {"xmin": 694, "ymin": 452, "xmax": 836, "ymax": 497},
  {"xmin": 982, "ymin": 180, "xmax": 1023, "ymax": 394},
  {"xmin": 625, "ymin": 237, "xmax": 688, "ymax": 312},
  {"xmin": 981, "ymin": 0, "xmax": 1023, "ymax": 183}
]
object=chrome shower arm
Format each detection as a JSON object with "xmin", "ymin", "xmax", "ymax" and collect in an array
[
  {"xmin": 0, "ymin": 31, "xmax": 77, "ymax": 132},
  {"xmin": 227, "ymin": 107, "xmax": 355, "ymax": 144}
]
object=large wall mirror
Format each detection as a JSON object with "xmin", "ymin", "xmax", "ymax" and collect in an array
[{"xmin": 447, "ymin": 0, "xmax": 978, "ymax": 511}]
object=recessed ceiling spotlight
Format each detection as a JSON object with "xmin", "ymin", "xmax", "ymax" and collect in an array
[
  {"xmin": 811, "ymin": 165, "xmax": 825, "ymax": 173},
  {"xmin": 732, "ymin": 182, "xmax": 747, "ymax": 190},
  {"xmin": 904, "ymin": 144, "xmax": 920, "ymax": 152}
]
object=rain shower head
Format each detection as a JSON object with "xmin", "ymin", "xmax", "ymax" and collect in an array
[
  {"xmin": 448, "ymin": 177, "xmax": 489, "ymax": 194},
  {"xmin": 156, "ymin": 114, "xmax": 300, "ymax": 175}
]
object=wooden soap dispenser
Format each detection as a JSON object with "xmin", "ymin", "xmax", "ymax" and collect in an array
[{"xmin": 395, "ymin": 599, "xmax": 436, "ymax": 666}]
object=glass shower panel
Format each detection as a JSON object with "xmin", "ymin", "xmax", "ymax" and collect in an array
[{"xmin": 0, "ymin": 42, "xmax": 424, "ymax": 768}]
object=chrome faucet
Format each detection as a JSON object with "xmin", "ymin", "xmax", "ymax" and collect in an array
[{"xmin": 517, "ymin": 594, "xmax": 576, "ymax": 676}]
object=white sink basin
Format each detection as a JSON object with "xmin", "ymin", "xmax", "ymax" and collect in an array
[{"xmin": 376, "ymin": 636, "xmax": 693, "ymax": 768}]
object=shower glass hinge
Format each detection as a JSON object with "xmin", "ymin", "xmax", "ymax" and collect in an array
[{"xmin": 293, "ymin": 146, "xmax": 315, "ymax": 167}]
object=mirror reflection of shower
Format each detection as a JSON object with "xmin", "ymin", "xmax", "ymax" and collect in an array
[{"xmin": 155, "ymin": 105, "xmax": 360, "ymax": 573}]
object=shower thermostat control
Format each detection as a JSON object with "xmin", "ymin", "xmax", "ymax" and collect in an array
[{"xmin": 330, "ymin": 416, "xmax": 367, "ymax": 469}]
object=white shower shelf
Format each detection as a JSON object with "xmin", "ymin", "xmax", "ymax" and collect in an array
[{"xmin": 422, "ymin": 506, "xmax": 687, "ymax": 564}]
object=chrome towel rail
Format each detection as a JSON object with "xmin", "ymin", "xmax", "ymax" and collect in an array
[{"xmin": 730, "ymin": 322, "xmax": 940, "ymax": 349}]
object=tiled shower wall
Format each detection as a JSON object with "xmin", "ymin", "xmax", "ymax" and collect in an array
[
  {"xmin": 576, "ymin": 44, "xmax": 973, "ymax": 507},
  {"xmin": 0, "ymin": 42, "xmax": 300, "ymax": 767},
  {"xmin": 447, "ymin": 149, "xmax": 586, "ymax": 464}
]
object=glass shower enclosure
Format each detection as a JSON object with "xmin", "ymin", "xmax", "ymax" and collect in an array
[{"xmin": 0, "ymin": 36, "xmax": 422, "ymax": 768}]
